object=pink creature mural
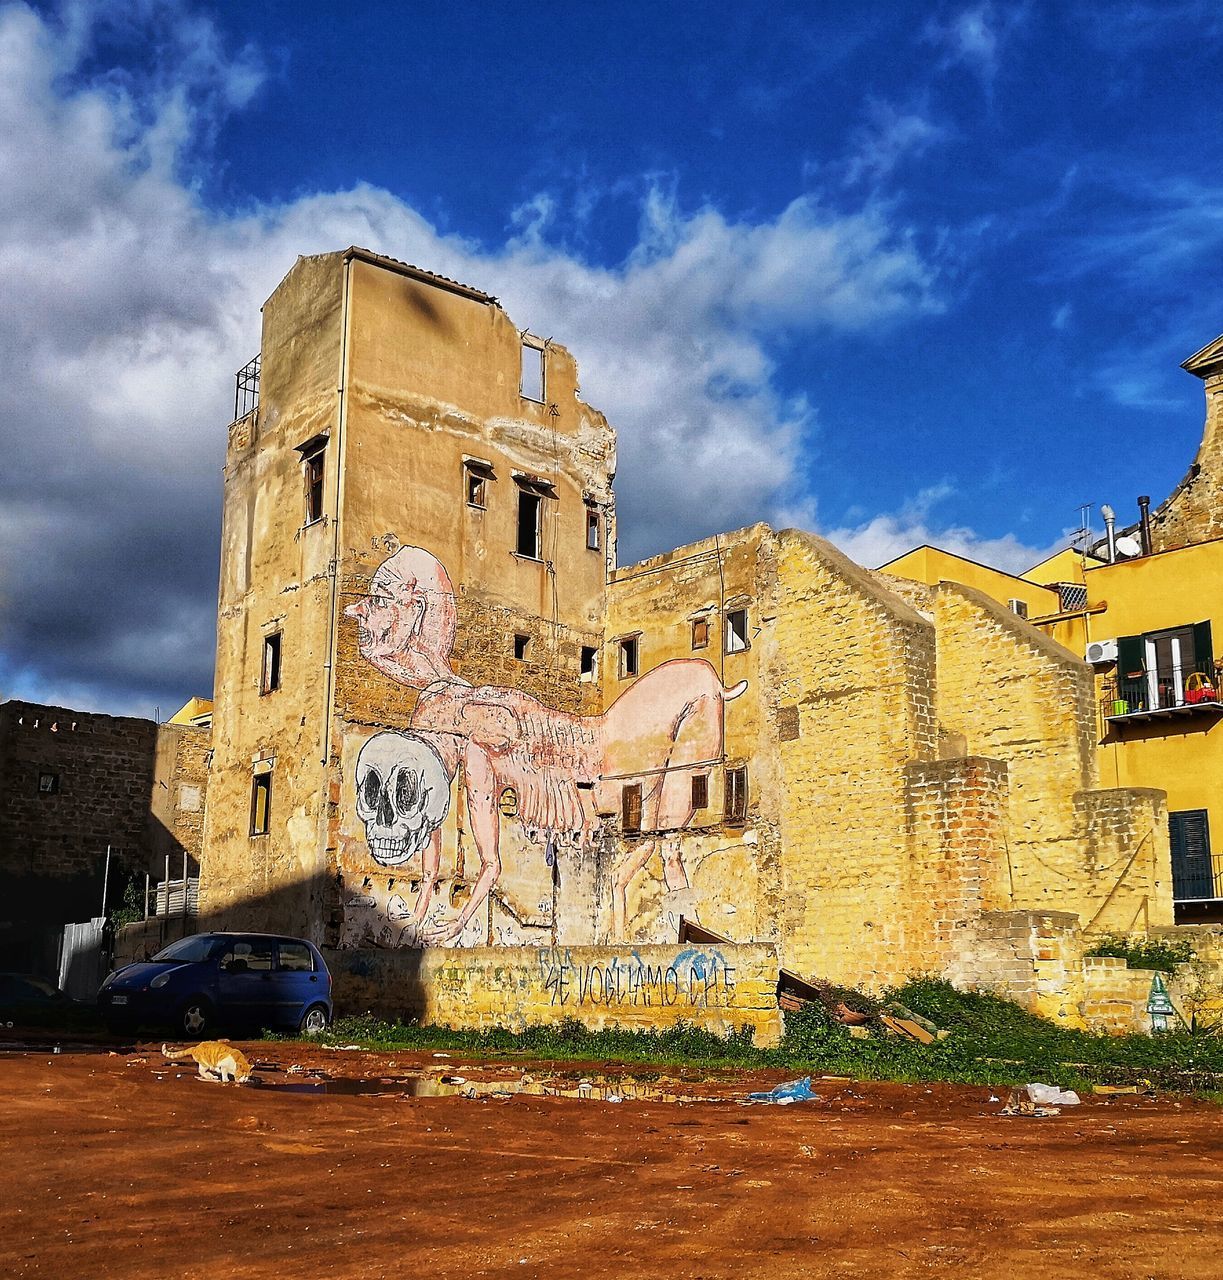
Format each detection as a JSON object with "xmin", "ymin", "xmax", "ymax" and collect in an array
[{"xmin": 344, "ymin": 545, "xmax": 746, "ymax": 944}]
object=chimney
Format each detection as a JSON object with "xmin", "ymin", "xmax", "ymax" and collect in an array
[
  {"xmin": 1101, "ymin": 504, "xmax": 1117, "ymax": 563},
  {"xmin": 1137, "ymin": 495, "xmax": 1152, "ymax": 556}
]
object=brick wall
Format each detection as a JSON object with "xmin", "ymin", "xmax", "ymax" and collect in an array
[
  {"xmin": 946, "ymin": 909, "xmax": 1086, "ymax": 1024},
  {"xmin": 0, "ymin": 700, "xmax": 158, "ymax": 925},
  {"xmin": 904, "ymin": 756, "xmax": 1010, "ymax": 973}
]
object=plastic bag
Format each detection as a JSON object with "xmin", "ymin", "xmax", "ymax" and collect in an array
[
  {"xmin": 1026, "ymin": 1082, "xmax": 1080, "ymax": 1106},
  {"xmin": 748, "ymin": 1076, "xmax": 818, "ymax": 1105}
]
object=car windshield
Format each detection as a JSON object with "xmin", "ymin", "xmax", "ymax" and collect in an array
[{"xmin": 152, "ymin": 936, "xmax": 220, "ymax": 963}]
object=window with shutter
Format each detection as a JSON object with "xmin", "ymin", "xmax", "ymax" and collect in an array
[
  {"xmin": 1170, "ymin": 810, "xmax": 1216, "ymax": 901},
  {"xmin": 724, "ymin": 766, "xmax": 748, "ymax": 826},
  {"xmin": 622, "ymin": 784, "xmax": 643, "ymax": 834}
]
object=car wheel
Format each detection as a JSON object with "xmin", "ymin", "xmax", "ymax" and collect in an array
[
  {"xmin": 299, "ymin": 1004, "xmax": 329, "ymax": 1036},
  {"xmin": 179, "ymin": 998, "xmax": 212, "ymax": 1038}
]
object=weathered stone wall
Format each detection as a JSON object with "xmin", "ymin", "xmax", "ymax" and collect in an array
[
  {"xmin": 199, "ymin": 250, "xmax": 345, "ymax": 941},
  {"xmin": 1149, "ymin": 364, "xmax": 1223, "ymax": 550},
  {"xmin": 945, "ymin": 909, "xmax": 1086, "ymax": 1024},
  {"xmin": 904, "ymin": 756, "xmax": 1011, "ymax": 974},
  {"xmin": 148, "ymin": 721, "xmax": 211, "ymax": 877},
  {"xmin": 768, "ymin": 531, "xmax": 938, "ymax": 988},
  {"xmin": 1074, "ymin": 787, "xmax": 1172, "ymax": 934},
  {"xmin": 0, "ymin": 700, "xmax": 158, "ymax": 927},
  {"xmin": 603, "ymin": 525, "xmax": 780, "ymax": 947},
  {"xmin": 324, "ymin": 941, "xmax": 783, "ymax": 1045}
]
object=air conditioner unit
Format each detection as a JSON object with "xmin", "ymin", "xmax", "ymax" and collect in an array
[
  {"xmin": 1008, "ymin": 598, "xmax": 1029, "ymax": 619},
  {"xmin": 1085, "ymin": 639, "xmax": 1118, "ymax": 665}
]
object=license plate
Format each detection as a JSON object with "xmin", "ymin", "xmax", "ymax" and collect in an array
[{"xmin": 111, "ymin": 995, "xmax": 128, "ymax": 1005}]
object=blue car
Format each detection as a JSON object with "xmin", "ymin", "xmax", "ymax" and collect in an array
[{"xmin": 98, "ymin": 932, "xmax": 332, "ymax": 1038}]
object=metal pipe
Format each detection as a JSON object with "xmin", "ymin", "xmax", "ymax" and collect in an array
[
  {"xmin": 101, "ymin": 845, "xmax": 111, "ymax": 915},
  {"xmin": 1101, "ymin": 504, "xmax": 1117, "ymax": 563},
  {"xmin": 1138, "ymin": 495, "xmax": 1153, "ymax": 556}
]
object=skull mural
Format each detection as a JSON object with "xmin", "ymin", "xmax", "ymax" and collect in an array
[{"xmin": 354, "ymin": 731, "xmax": 452, "ymax": 866}]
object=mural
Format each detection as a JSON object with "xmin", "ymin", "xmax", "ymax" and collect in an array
[{"xmin": 343, "ymin": 544, "xmax": 747, "ymax": 946}]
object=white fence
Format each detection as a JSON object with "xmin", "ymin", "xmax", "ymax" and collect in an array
[{"xmin": 58, "ymin": 916, "xmax": 107, "ymax": 1001}]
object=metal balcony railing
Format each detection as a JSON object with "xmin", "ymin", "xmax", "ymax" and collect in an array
[
  {"xmin": 1102, "ymin": 658, "xmax": 1222, "ymax": 723},
  {"xmin": 233, "ymin": 353, "xmax": 260, "ymax": 422}
]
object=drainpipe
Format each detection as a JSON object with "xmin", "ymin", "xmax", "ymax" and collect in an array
[
  {"xmin": 320, "ymin": 256, "xmax": 354, "ymax": 766},
  {"xmin": 1100, "ymin": 504, "xmax": 1117, "ymax": 563},
  {"xmin": 1137, "ymin": 495, "xmax": 1153, "ymax": 556}
]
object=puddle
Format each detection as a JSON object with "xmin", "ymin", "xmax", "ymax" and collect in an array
[{"xmin": 247, "ymin": 1070, "xmax": 717, "ymax": 1104}]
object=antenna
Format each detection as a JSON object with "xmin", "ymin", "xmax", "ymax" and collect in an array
[{"xmin": 1069, "ymin": 502, "xmax": 1095, "ymax": 553}]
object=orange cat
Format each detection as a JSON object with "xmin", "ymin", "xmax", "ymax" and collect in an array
[{"xmin": 161, "ymin": 1041, "xmax": 253, "ymax": 1083}]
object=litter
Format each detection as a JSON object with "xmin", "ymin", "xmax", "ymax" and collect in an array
[
  {"xmin": 999, "ymin": 1088, "xmax": 1060, "ymax": 1118},
  {"xmin": 747, "ymin": 1077, "xmax": 818, "ymax": 1105},
  {"xmin": 1092, "ymin": 1084, "xmax": 1139, "ymax": 1096},
  {"xmin": 1025, "ymin": 1083, "xmax": 1080, "ymax": 1106}
]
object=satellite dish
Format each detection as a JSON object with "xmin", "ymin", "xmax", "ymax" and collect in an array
[{"xmin": 1115, "ymin": 535, "xmax": 1142, "ymax": 559}]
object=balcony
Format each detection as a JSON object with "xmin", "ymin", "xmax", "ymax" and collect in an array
[
  {"xmin": 232, "ymin": 352, "xmax": 260, "ymax": 422},
  {"xmin": 1102, "ymin": 659, "xmax": 1223, "ymax": 726}
]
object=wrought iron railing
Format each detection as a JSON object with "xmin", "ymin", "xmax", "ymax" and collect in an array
[
  {"xmin": 1173, "ymin": 848, "xmax": 1223, "ymax": 903},
  {"xmin": 233, "ymin": 353, "xmax": 260, "ymax": 422},
  {"xmin": 1101, "ymin": 658, "xmax": 1221, "ymax": 720}
]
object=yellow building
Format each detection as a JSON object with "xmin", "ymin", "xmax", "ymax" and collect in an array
[
  {"xmin": 187, "ymin": 246, "xmax": 1201, "ymax": 1038},
  {"xmin": 885, "ymin": 336, "xmax": 1223, "ymax": 926}
]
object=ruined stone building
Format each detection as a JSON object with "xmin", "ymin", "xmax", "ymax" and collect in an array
[
  {"xmin": 0, "ymin": 698, "xmax": 210, "ymax": 974},
  {"xmin": 192, "ymin": 247, "xmax": 1195, "ymax": 1040}
]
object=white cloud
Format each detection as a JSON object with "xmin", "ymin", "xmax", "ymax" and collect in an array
[
  {"xmin": 842, "ymin": 100, "xmax": 949, "ymax": 187},
  {"xmin": 0, "ymin": 0, "xmax": 945, "ymax": 714},
  {"xmin": 924, "ymin": 3, "xmax": 1029, "ymax": 90},
  {"xmin": 792, "ymin": 484, "xmax": 1060, "ymax": 575}
]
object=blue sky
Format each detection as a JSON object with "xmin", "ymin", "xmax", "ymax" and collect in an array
[{"xmin": 2, "ymin": 0, "xmax": 1222, "ymax": 716}]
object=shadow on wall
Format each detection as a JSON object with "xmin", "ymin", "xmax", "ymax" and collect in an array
[{"xmin": 174, "ymin": 869, "xmax": 430, "ymax": 1023}]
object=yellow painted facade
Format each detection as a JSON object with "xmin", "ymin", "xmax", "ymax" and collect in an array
[{"xmin": 886, "ymin": 338, "xmax": 1223, "ymax": 931}]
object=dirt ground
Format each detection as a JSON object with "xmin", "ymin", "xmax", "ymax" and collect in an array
[{"xmin": 1, "ymin": 1037, "xmax": 1221, "ymax": 1280}]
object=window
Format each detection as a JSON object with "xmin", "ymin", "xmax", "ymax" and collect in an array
[
  {"xmin": 218, "ymin": 938, "xmax": 274, "ymax": 973},
  {"xmin": 622, "ymin": 783, "xmax": 643, "ymax": 834},
  {"xmin": 580, "ymin": 645, "xmax": 597, "ymax": 681},
  {"xmin": 1117, "ymin": 621, "xmax": 1214, "ymax": 711},
  {"xmin": 520, "ymin": 340, "xmax": 545, "ymax": 401},
  {"xmin": 303, "ymin": 444, "xmax": 326, "ymax": 525},
  {"xmin": 261, "ymin": 632, "xmax": 282, "ymax": 693},
  {"xmin": 725, "ymin": 608, "xmax": 749, "ymax": 654},
  {"xmin": 619, "ymin": 635, "xmax": 639, "ymax": 679},
  {"xmin": 691, "ymin": 774, "xmax": 709, "ymax": 810},
  {"xmin": 514, "ymin": 634, "xmax": 530, "ymax": 660},
  {"xmin": 1057, "ymin": 583, "xmax": 1088, "ymax": 613},
  {"xmin": 37, "ymin": 772, "xmax": 59, "ymax": 795},
  {"xmin": 691, "ymin": 618, "xmax": 710, "ymax": 650},
  {"xmin": 278, "ymin": 941, "xmax": 314, "ymax": 972},
  {"xmin": 724, "ymin": 766, "xmax": 748, "ymax": 826},
  {"xmin": 465, "ymin": 459, "xmax": 493, "ymax": 508},
  {"xmin": 517, "ymin": 490, "xmax": 542, "ymax": 559},
  {"xmin": 1170, "ymin": 810, "xmax": 1218, "ymax": 902},
  {"xmin": 250, "ymin": 769, "xmax": 272, "ymax": 837},
  {"xmin": 586, "ymin": 505, "xmax": 600, "ymax": 551}
]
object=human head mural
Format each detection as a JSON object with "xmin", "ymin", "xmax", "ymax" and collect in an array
[{"xmin": 344, "ymin": 545, "xmax": 459, "ymax": 687}]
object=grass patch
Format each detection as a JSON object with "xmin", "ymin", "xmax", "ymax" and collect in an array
[{"xmin": 315, "ymin": 979, "xmax": 1223, "ymax": 1097}]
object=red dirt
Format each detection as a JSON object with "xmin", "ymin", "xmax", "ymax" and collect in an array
[{"xmin": 2, "ymin": 1038, "xmax": 1221, "ymax": 1279}]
